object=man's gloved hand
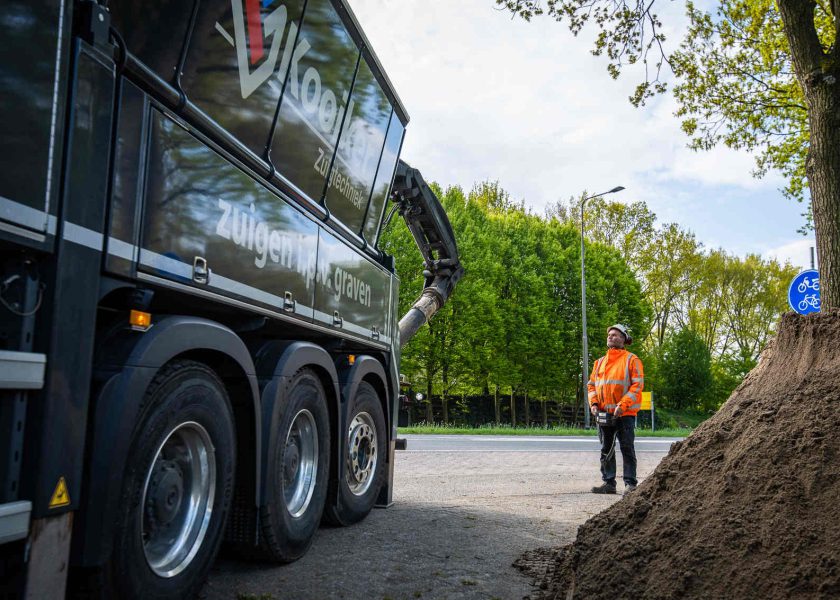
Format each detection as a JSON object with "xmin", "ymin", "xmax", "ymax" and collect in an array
[
  {"xmin": 614, "ymin": 406, "xmax": 623, "ymax": 418},
  {"xmin": 589, "ymin": 404, "xmax": 598, "ymax": 416}
]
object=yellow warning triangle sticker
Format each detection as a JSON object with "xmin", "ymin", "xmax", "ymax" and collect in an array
[{"xmin": 48, "ymin": 477, "xmax": 71, "ymax": 509}]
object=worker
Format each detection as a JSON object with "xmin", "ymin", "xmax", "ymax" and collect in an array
[{"xmin": 588, "ymin": 323, "xmax": 644, "ymax": 494}]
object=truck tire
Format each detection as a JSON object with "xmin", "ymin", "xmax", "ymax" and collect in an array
[
  {"xmin": 105, "ymin": 360, "xmax": 235, "ymax": 599},
  {"xmin": 324, "ymin": 381, "xmax": 386, "ymax": 526},
  {"xmin": 258, "ymin": 368, "xmax": 330, "ymax": 562}
]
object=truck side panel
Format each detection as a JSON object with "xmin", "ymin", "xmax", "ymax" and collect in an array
[
  {"xmin": 140, "ymin": 108, "xmax": 320, "ymax": 320},
  {"xmin": 363, "ymin": 111, "xmax": 405, "ymax": 246},
  {"xmin": 104, "ymin": 80, "xmax": 147, "ymax": 278},
  {"xmin": 314, "ymin": 228, "xmax": 392, "ymax": 344},
  {"xmin": 23, "ymin": 42, "xmax": 114, "ymax": 518},
  {"xmin": 0, "ymin": 0, "xmax": 69, "ymax": 243},
  {"xmin": 323, "ymin": 56, "xmax": 392, "ymax": 234},
  {"xmin": 109, "ymin": 0, "xmax": 407, "ymax": 251},
  {"xmin": 269, "ymin": 0, "xmax": 361, "ymax": 207},
  {"xmin": 181, "ymin": 0, "xmax": 307, "ymax": 158},
  {"xmin": 107, "ymin": 0, "xmax": 194, "ymax": 84}
]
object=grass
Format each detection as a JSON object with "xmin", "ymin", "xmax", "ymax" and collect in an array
[
  {"xmin": 654, "ymin": 407, "xmax": 711, "ymax": 429},
  {"xmin": 398, "ymin": 422, "xmax": 692, "ymax": 437}
]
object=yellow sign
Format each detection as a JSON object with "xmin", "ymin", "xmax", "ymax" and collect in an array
[
  {"xmin": 641, "ymin": 392, "xmax": 653, "ymax": 411},
  {"xmin": 48, "ymin": 477, "xmax": 71, "ymax": 509}
]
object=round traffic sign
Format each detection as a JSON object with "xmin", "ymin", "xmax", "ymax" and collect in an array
[{"xmin": 788, "ymin": 269, "xmax": 820, "ymax": 315}]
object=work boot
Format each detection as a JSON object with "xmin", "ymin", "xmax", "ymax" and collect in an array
[
  {"xmin": 591, "ymin": 482, "xmax": 617, "ymax": 494},
  {"xmin": 624, "ymin": 483, "xmax": 637, "ymax": 494}
]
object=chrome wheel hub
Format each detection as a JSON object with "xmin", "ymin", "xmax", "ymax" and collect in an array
[
  {"xmin": 142, "ymin": 422, "xmax": 216, "ymax": 578},
  {"xmin": 284, "ymin": 409, "xmax": 318, "ymax": 518},
  {"xmin": 346, "ymin": 412, "xmax": 377, "ymax": 496}
]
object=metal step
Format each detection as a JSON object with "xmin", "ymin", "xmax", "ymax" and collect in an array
[
  {"xmin": 0, "ymin": 501, "xmax": 31, "ymax": 544},
  {"xmin": 0, "ymin": 351, "xmax": 46, "ymax": 389}
]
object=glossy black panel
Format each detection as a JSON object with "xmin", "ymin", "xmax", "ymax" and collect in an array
[
  {"xmin": 363, "ymin": 111, "xmax": 403, "ymax": 245},
  {"xmin": 106, "ymin": 80, "xmax": 146, "ymax": 276},
  {"xmin": 389, "ymin": 272, "xmax": 399, "ymax": 346},
  {"xmin": 64, "ymin": 46, "xmax": 115, "ymax": 231},
  {"xmin": 270, "ymin": 0, "xmax": 358, "ymax": 204},
  {"xmin": 181, "ymin": 0, "xmax": 306, "ymax": 157},
  {"xmin": 0, "ymin": 1, "xmax": 65, "ymax": 217},
  {"xmin": 314, "ymin": 228, "xmax": 390, "ymax": 340},
  {"xmin": 109, "ymin": 0, "xmax": 195, "ymax": 83},
  {"xmin": 25, "ymin": 44, "xmax": 113, "ymax": 517},
  {"xmin": 142, "ymin": 111, "xmax": 318, "ymax": 315},
  {"xmin": 325, "ymin": 57, "xmax": 391, "ymax": 232}
]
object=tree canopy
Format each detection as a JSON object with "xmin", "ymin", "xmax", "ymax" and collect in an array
[{"xmin": 496, "ymin": 0, "xmax": 840, "ymax": 309}]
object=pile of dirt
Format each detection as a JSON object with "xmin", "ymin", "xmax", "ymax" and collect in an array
[{"xmin": 515, "ymin": 310, "xmax": 840, "ymax": 599}]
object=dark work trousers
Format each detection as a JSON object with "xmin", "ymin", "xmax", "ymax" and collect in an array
[{"xmin": 598, "ymin": 416, "xmax": 637, "ymax": 486}]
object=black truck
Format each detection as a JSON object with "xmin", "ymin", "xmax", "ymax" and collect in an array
[{"xmin": 0, "ymin": 0, "xmax": 461, "ymax": 597}]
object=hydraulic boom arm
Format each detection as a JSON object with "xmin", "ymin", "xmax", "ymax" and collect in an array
[{"xmin": 390, "ymin": 160, "xmax": 464, "ymax": 347}]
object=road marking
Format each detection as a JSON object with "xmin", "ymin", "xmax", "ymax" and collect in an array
[{"xmin": 404, "ymin": 435, "xmax": 680, "ymax": 444}]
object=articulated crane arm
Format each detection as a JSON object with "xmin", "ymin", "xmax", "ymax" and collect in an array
[{"xmin": 390, "ymin": 160, "xmax": 464, "ymax": 348}]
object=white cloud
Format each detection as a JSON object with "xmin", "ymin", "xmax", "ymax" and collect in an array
[
  {"xmin": 350, "ymin": 0, "xmax": 803, "ymax": 253},
  {"xmin": 765, "ymin": 238, "xmax": 818, "ymax": 271}
]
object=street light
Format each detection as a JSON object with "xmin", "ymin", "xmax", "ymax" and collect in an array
[{"xmin": 580, "ymin": 186, "xmax": 625, "ymax": 428}]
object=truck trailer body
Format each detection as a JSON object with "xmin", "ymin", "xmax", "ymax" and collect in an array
[{"xmin": 0, "ymin": 0, "xmax": 461, "ymax": 597}]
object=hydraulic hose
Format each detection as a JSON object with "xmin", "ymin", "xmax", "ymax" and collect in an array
[{"xmin": 390, "ymin": 161, "xmax": 464, "ymax": 348}]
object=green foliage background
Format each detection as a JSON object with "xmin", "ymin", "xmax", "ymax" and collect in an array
[{"xmin": 382, "ymin": 183, "xmax": 797, "ymax": 422}]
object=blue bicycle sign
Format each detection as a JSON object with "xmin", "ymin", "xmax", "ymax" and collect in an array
[{"xmin": 788, "ymin": 269, "xmax": 821, "ymax": 315}]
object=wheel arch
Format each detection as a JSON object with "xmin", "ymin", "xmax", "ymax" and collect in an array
[
  {"xmin": 338, "ymin": 356, "xmax": 390, "ymax": 438},
  {"xmin": 73, "ymin": 316, "xmax": 260, "ymax": 567}
]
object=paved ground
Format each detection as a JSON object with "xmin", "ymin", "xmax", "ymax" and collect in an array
[{"xmin": 203, "ymin": 435, "xmax": 677, "ymax": 600}]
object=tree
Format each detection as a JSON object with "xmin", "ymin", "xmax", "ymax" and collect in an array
[
  {"xmin": 497, "ymin": 0, "xmax": 840, "ymax": 309},
  {"xmin": 660, "ymin": 327, "xmax": 713, "ymax": 410},
  {"xmin": 382, "ymin": 178, "xmax": 649, "ymax": 424},
  {"xmin": 547, "ymin": 195, "xmax": 658, "ymax": 275}
]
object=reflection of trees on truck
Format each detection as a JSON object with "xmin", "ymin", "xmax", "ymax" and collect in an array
[{"xmin": 0, "ymin": 1, "xmax": 462, "ymax": 599}]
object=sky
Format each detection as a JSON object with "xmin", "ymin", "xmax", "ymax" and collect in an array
[{"xmin": 350, "ymin": 0, "xmax": 817, "ymax": 271}]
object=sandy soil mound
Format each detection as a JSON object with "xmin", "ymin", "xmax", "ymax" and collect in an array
[{"xmin": 515, "ymin": 310, "xmax": 840, "ymax": 600}]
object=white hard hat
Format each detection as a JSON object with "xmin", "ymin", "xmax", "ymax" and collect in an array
[{"xmin": 608, "ymin": 323, "xmax": 632, "ymax": 345}]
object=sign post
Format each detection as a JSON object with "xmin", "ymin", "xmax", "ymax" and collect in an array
[
  {"xmin": 788, "ymin": 269, "xmax": 821, "ymax": 315},
  {"xmin": 641, "ymin": 391, "xmax": 653, "ymax": 432}
]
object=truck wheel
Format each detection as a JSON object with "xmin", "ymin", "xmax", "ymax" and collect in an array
[
  {"xmin": 258, "ymin": 368, "xmax": 330, "ymax": 562},
  {"xmin": 325, "ymin": 381, "xmax": 386, "ymax": 526},
  {"xmin": 108, "ymin": 360, "xmax": 235, "ymax": 599}
]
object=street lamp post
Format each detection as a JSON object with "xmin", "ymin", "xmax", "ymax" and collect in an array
[{"xmin": 580, "ymin": 186, "xmax": 625, "ymax": 428}]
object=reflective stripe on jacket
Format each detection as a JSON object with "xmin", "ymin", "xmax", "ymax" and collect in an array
[{"xmin": 587, "ymin": 348, "xmax": 644, "ymax": 417}]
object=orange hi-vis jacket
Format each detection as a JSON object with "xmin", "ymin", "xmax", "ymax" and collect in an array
[{"xmin": 587, "ymin": 348, "xmax": 644, "ymax": 417}]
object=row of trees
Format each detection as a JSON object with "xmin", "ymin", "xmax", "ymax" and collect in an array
[{"xmin": 382, "ymin": 185, "xmax": 797, "ymax": 422}]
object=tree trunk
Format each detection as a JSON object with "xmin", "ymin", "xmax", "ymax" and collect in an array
[
  {"xmin": 510, "ymin": 390, "xmax": 516, "ymax": 426},
  {"xmin": 426, "ymin": 380, "xmax": 433, "ymax": 423},
  {"xmin": 442, "ymin": 362, "xmax": 449, "ymax": 425},
  {"xmin": 542, "ymin": 398, "xmax": 548, "ymax": 427},
  {"xmin": 494, "ymin": 385, "xmax": 500, "ymax": 423},
  {"xmin": 779, "ymin": 0, "xmax": 840, "ymax": 308},
  {"xmin": 524, "ymin": 389, "xmax": 529, "ymax": 427}
]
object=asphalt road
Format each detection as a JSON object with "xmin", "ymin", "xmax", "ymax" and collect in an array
[{"xmin": 204, "ymin": 434, "xmax": 678, "ymax": 600}]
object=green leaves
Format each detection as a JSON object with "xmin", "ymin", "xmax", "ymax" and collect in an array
[
  {"xmin": 381, "ymin": 180, "xmax": 647, "ymax": 406},
  {"xmin": 383, "ymin": 179, "xmax": 793, "ymax": 418},
  {"xmin": 660, "ymin": 327, "xmax": 713, "ymax": 410},
  {"xmin": 672, "ymin": 0, "xmax": 811, "ymax": 203}
]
